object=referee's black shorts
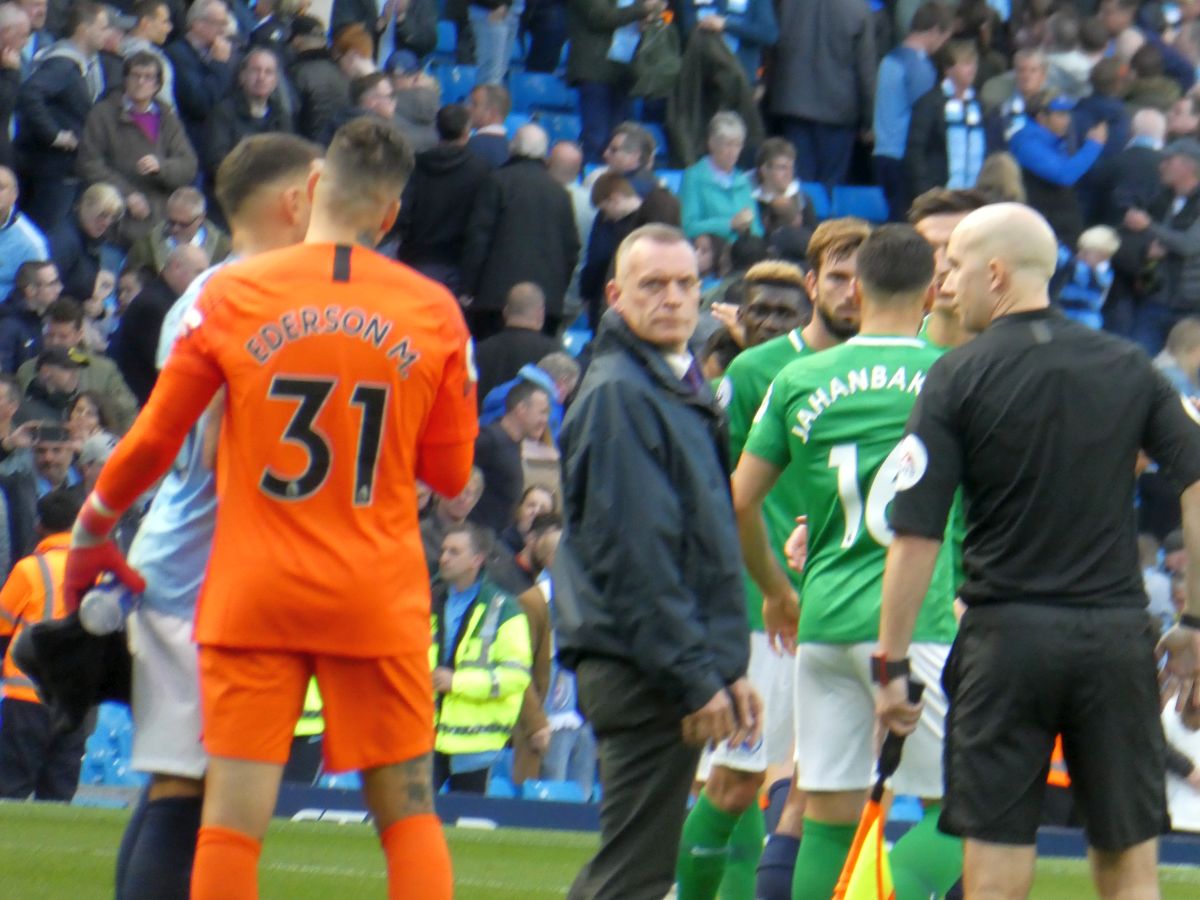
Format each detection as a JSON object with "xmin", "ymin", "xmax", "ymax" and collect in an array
[{"xmin": 939, "ymin": 602, "xmax": 1167, "ymax": 851}]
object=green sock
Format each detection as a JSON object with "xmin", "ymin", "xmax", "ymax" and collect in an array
[
  {"xmin": 790, "ymin": 818, "xmax": 857, "ymax": 900},
  {"xmin": 676, "ymin": 791, "xmax": 743, "ymax": 900},
  {"xmin": 718, "ymin": 804, "xmax": 766, "ymax": 900},
  {"xmin": 890, "ymin": 804, "xmax": 963, "ymax": 900}
]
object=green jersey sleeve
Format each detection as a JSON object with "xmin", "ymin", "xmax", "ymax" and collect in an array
[{"xmin": 743, "ymin": 379, "xmax": 792, "ymax": 470}]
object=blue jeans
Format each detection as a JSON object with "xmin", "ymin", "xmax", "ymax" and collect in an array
[
  {"xmin": 469, "ymin": 2, "xmax": 523, "ymax": 85},
  {"xmin": 782, "ymin": 118, "xmax": 856, "ymax": 185},
  {"xmin": 578, "ymin": 80, "xmax": 629, "ymax": 163},
  {"xmin": 541, "ymin": 725, "xmax": 597, "ymax": 798}
]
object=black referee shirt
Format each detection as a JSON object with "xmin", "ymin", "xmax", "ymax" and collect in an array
[{"xmin": 890, "ymin": 308, "xmax": 1200, "ymax": 607}]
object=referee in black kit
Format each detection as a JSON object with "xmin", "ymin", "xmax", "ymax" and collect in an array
[{"xmin": 872, "ymin": 203, "xmax": 1200, "ymax": 899}]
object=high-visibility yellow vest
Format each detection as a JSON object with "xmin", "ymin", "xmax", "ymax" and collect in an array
[
  {"xmin": 430, "ymin": 580, "xmax": 531, "ymax": 756},
  {"xmin": 294, "ymin": 678, "xmax": 325, "ymax": 737}
]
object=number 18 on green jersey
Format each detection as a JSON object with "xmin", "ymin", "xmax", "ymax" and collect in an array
[{"xmin": 744, "ymin": 336, "xmax": 958, "ymax": 646}]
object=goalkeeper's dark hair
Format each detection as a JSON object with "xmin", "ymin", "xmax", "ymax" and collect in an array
[
  {"xmin": 215, "ymin": 133, "xmax": 323, "ymax": 222},
  {"xmin": 38, "ymin": 486, "xmax": 86, "ymax": 533}
]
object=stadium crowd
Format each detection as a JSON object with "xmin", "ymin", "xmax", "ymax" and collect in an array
[{"xmin": 0, "ymin": 0, "xmax": 1199, "ymax": 898}]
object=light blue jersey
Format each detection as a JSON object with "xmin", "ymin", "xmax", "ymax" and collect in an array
[{"xmin": 126, "ymin": 262, "xmax": 232, "ymax": 618}]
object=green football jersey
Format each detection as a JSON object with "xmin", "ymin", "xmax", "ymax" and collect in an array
[
  {"xmin": 744, "ymin": 335, "xmax": 958, "ymax": 645},
  {"xmin": 718, "ymin": 328, "xmax": 809, "ymax": 631}
]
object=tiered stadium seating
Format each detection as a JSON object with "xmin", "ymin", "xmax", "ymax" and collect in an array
[{"xmin": 831, "ymin": 185, "xmax": 889, "ymax": 223}]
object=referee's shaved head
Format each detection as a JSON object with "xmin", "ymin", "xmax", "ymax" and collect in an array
[
  {"xmin": 945, "ymin": 203, "xmax": 1056, "ymax": 332},
  {"xmin": 954, "ymin": 204, "xmax": 1058, "ymax": 281}
]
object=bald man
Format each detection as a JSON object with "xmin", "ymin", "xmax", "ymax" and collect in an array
[
  {"xmin": 875, "ymin": 203, "xmax": 1200, "ymax": 900},
  {"xmin": 474, "ymin": 281, "xmax": 559, "ymax": 402},
  {"xmin": 112, "ymin": 243, "xmax": 210, "ymax": 405}
]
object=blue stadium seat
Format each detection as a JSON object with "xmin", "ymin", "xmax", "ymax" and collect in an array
[
  {"xmin": 435, "ymin": 20, "xmax": 456, "ymax": 59},
  {"xmin": 656, "ymin": 169, "xmax": 683, "ymax": 194},
  {"xmin": 505, "ymin": 112, "xmax": 532, "ymax": 138},
  {"xmin": 561, "ymin": 322, "xmax": 592, "ymax": 357},
  {"xmin": 317, "ymin": 771, "xmax": 362, "ymax": 790},
  {"xmin": 831, "ymin": 185, "xmax": 889, "ymax": 223},
  {"xmin": 509, "ymin": 71, "xmax": 578, "ymax": 114},
  {"xmin": 538, "ymin": 112, "xmax": 581, "ymax": 145},
  {"xmin": 489, "ymin": 747, "xmax": 514, "ymax": 783},
  {"xmin": 434, "ymin": 64, "xmax": 477, "ymax": 103},
  {"xmin": 486, "ymin": 776, "xmax": 517, "ymax": 798},
  {"xmin": 522, "ymin": 779, "xmax": 587, "ymax": 803},
  {"xmin": 643, "ymin": 122, "xmax": 669, "ymax": 164},
  {"xmin": 801, "ymin": 182, "xmax": 831, "ymax": 220}
]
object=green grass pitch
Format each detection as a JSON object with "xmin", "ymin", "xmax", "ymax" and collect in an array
[{"xmin": 1, "ymin": 803, "xmax": 1199, "ymax": 898}]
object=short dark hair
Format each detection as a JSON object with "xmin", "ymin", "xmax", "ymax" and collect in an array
[
  {"xmin": 325, "ymin": 116, "xmax": 416, "ymax": 210},
  {"xmin": 610, "ymin": 122, "xmax": 655, "ymax": 167},
  {"xmin": 123, "ymin": 51, "xmax": 163, "ymax": 85},
  {"xmin": 701, "ymin": 326, "xmax": 740, "ymax": 374},
  {"xmin": 1090, "ymin": 57, "xmax": 1123, "ymax": 96},
  {"xmin": 38, "ymin": 486, "xmax": 85, "ymax": 533},
  {"xmin": 1131, "ymin": 43, "xmax": 1164, "ymax": 79},
  {"xmin": 68, "ymin": 390, "xmax": 115, "ymax": 432},
  {"xmin": 15, "ymin": 260, "xmax": 50, "ymax": 294},
  {"xmin": 133, "ymin": 0, "xmax": 168, "ymax": 21},
  {"xmin": 215, "ymin": 133, "xmax": 322, "ymax": 222},
  {"xmin": 66, "ymin": 1, "xmax": 104, "ymax": 36},
  {"xmin": 444, "ymin": 520, "xmax": 494, "ymax": 557},
  {"xmin": 505, "ymin": 380, "xmax": 549, "ymax": 413},
  {"xmin": 1080, "ymin": 16, "xmax": 1110, "ymax": 54},
  {"xmin": 351, "ymin": 71, "xmax": 389, "ymax": 106},
  {"xmin": 590, "ymin": 170, "xmax": 637, "ymax": 206},
  {"xmin": 909, "ymin": 2, "xmax": 952, "ymax": 34},
  {"xmin": 436, "ymin": 103, "xmax": 471, "ymax": 141},
  {"xmin": 46, "ymin": 297, "xmax": 84, "ymax": 327},
  {"xmin": 240, "ymin": 46, "xmax": 280, "ymax": 75},
  {"xmin": 756, "ymin": 136, "xmax": 796, "ymax": 169},
  {"xmin": 729, "ymin": 235, "xmax": 769, "ymax": 272},
  {"xmin": 528, "ymin": 511, "xmax": 563, "ymax": 537},
  {"xmin": 855, "ymin": 224, "xmax": 935, "ymax": 298},
  {"xmin": 907, "ymin": 188, "xmax": 990, "ymax": 224}
]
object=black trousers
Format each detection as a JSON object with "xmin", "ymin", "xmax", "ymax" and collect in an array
[
  {"xmin": 567, "ymin": 657, "xmax": 700, "ymax": 900},
  {"xmin": 432, "ymin": 752, "xmax": 490, "ymax": 794},
  {"xmin": 0, "ymin": 696, "xmax": 89, "ymax": 801}
]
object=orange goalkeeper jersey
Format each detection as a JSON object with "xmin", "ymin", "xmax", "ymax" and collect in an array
[{"xmin": 108, "ymin": 243, "xmax": 478, "ymax": 657}]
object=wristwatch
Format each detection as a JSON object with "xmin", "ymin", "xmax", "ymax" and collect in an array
[{"xmin": 870, "ymin": 652, "xmax": 910, "ymax": 686}]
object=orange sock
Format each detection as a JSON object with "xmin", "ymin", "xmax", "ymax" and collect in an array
[
  {"xmin": 190, "ymin": 825, "xmax": 262, "ymax": 900},
  {"xmin": 381, "ymin": 814, "xmax": 453, "ymax": 900}
]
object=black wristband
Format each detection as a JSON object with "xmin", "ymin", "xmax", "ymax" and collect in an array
[{"xmin": 1181, "ymin": 613, "xmax": 1200, "ymax": 630}]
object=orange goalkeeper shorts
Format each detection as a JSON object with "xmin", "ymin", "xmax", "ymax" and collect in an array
[{"xmin": 198, "ymin": 646, "xmax": 434, "ymax": 772}]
